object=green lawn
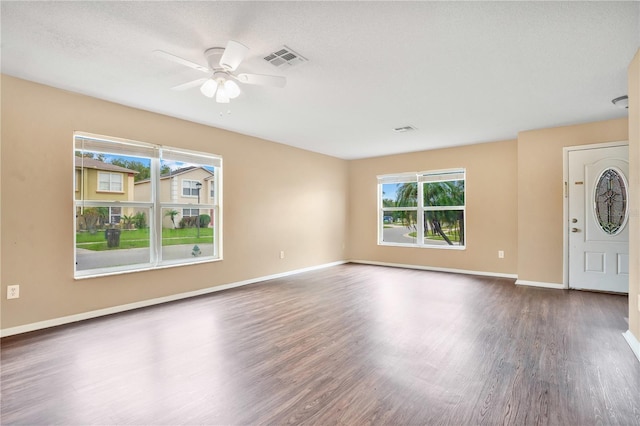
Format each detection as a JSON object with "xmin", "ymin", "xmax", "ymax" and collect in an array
[
  {"xmin": 408, "ymin": 230, "xmax": 460, "ymax": 243},
  {"xmin": 76, "ymin": 227, "xmax": 213, "ymax": 251}
]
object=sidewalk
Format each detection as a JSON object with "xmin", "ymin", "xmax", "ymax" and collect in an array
[{"xmin": 76, "ymin": 244, "xmax": 214, "ymax": 271}]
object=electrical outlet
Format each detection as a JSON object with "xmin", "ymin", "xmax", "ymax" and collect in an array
[
  {"xmin": 498, "ymin": 250, "xmax": 505, "ymax": 259},
  {"xmin": 280, "ymin": 251, "xmax": 285, "ymax": 259},
  {"xmin": 7, "ymin": 285, "xmax": 20, "ymax": 299}
]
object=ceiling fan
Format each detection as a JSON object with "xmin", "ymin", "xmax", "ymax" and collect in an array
[{"xmin": 154, "ymin": 40, "xmax": 286, "ymax": 103}]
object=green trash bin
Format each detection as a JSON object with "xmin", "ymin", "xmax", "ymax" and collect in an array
[{"xmin": 105, "ymin": 228, "xmax": 121, "ymax": 248}]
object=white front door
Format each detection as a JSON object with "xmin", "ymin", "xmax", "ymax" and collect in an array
[{"xmin": 568, "ymin": 145, "xmax": 629, "ymax": 293}]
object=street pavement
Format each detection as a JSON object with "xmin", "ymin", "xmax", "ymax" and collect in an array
[
  {"xmin": 76, "ymin": 244, "xmax": 214, "ymax": 270},
  {"xmin": 382, "ymin": 225, "xmax": 451, "ymax": 245}
]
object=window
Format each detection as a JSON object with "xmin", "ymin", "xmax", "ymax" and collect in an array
[
  {"xmin": 182, "ymin": 208, "xmax": 199, "ymax": 217},
  {"xmin": 182, "ymin": 179, "xmax": 201, "ymax": 197},
  {"xmin": 98, "ymin": 172, "xmax": 123, "ymax": 192},
  {"xmin": 378, "ymin": 169, "xmax": 465, "ymax": 248},
  {"xmin": 74, "ymin": 132, "xmax": 222, "ymax": 278},
  {"xmin": 108, "ymin": 207, "xmax": 122, "ymax": 224},
  {"xmin": 594, "ymin": 168, "xmax": 628, "ymax": 235}
]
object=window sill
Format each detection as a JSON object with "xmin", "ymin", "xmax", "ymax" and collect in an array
[
  {"xmin": 74, "ymin": 256, "xmax": 223, "ymax": 280},
  {"xmin": 378, "ymin": 242, "xmax": 466, "ymax": 250}
]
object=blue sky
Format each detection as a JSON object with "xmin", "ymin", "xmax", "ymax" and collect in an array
[
  {"xmin": 95, "ymin": 153, "xmax": 213, "ymax": 172},
  {"xmin": 381, "ymin": 183, "xmax": 400, "ymax": 201}
]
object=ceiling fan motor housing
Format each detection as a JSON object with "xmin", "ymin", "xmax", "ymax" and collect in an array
[{"xmin": 204, "ymin": 47, "xmax": 226, "ymax": 70}]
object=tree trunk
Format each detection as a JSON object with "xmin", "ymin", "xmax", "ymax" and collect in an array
[{"xmin": 433, "ymin": 219, "xmax": 453, "ymax": 245}]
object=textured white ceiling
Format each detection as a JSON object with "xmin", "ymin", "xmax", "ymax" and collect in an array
[{"xmin": 1, "ymin": 1, "xmax": 638, "ymax": 159}]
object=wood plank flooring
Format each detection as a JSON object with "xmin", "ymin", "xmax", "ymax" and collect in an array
[{"xmin": 2, "ymin": 264, "xmax": 639, "ymax": 425}]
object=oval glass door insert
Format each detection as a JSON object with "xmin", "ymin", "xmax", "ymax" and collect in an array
[{"xmin": 594, "ymin": 168, "xmax": 628, "ymax": 235}]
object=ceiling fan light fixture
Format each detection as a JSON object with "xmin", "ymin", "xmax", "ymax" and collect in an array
[
  {"xmin": 200, "ymin": 79, "xmax": 218, "ymax": 98},
  {"xmin": 216, "ymin": 87, "xmax": 230, "ymax": 103},
  {"xmin": 611, "ymin": 95, "xmax": 628, "ymax": 109},
  {"xmin": 158, "ymin": 40, "xmax": 286, "ymax": 103},
  {"xmin": 224, "ymin": 79, "xmax": 241, "ymax": 99}
]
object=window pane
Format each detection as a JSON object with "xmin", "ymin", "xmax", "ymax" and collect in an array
[
  {"xmin": 423, "ymin": 180, "xmax": 465, "ymax": 207},
  {"xmin": 182, "ymin": 180, "xmax": 194, "ymax": 197},
  {"xmin": 75, "ymin": 150, "xmax": 151, "ymax": 202},
  {"xmin": 111, "ymin": 174, "xmax": 123, "ymax": 192},
  {"xmin": 76, "ymin": 206, "xmax": 151, "ymax": 271},
  {"xmin": 382, "ymin": 183, "xmax": 417, "ymax": 207},
  {"xmin": 161, "ymin": 207, "xmax": 214, "ymax": 262},
  {"xmin": 109, "ymin": 206, "xmax": 122, "ymax": 225},
  {"xmin": 98, "ymin": 173, "xmax": 110, "ymax": 191},
  {"xmin": 159, "ymin": 159, "xmax": 213, "ymax": 204},
  {"xmin": 423, "ymin": 210, "xmax": 464, "ymax": 246},
  {"xmin": 382, "ymin": 210, "xmax": 417, "ymax": 244}
]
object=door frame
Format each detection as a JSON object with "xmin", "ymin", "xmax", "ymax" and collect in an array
[{"xmin": 562, "ymin": 141, "xmax": 629, "ymax": 289}]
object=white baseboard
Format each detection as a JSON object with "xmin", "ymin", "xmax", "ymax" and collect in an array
[
  {"xmin": 623, "ymin": 330, "xmax": 640, "ymax": 363},
  {"xmin": 0, "ymin": 260, "xmax": 347, "ymax": 338},
  {"xmin": 515, "ymin": 279, "xmax": 566, "ymax": 290},
  {"xmin": 349, "ymin": 260, "xmax": 518, "ymax": 279}
]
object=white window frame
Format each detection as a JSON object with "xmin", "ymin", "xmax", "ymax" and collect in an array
[
  {"xmin": 378, "ymin": 168, "xmax": 466, "ymax": 249},
  {"xmin": 182, "ymin": 179, "xmax": 200, "ymax": 197},
  {"xmin": 98, "ymin": 171, "xmax": 123, "ymax": 192},
  {"xmin": 182, "ymin": 208, "xmax": 199, "ymax": 217},
  {"xmin": 74, "ymin": 132, "xmax": 223, "ymax": 278}
]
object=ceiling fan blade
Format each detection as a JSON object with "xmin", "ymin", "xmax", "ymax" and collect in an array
[
  {"xmin": 171, "ymin": 78, "xmax": 209, "ymax": 91},
  {"xmin": 153, "ymin": 50, "xmax": 210, "ymax": 73},
  {"xmin": 235, "ymin": 73, "xmax": 286, "ymax": 88},
  {"xmin": 219, "ymin": 40, "xmax": 249, "ymax": 71}
]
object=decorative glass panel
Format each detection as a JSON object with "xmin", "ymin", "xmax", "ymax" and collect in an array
[{"xmin": 594, "ymin": 168, "xmax": 627, "ymax": 235}]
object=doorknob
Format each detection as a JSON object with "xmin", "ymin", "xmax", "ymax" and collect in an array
[{"xmin": 571, "ymin": 228, "xmax": 580, "ymax": 233}]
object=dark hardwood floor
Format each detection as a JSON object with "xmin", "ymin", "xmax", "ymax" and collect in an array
[{"xmin": 2, "ymin": 264, "xmax": 639, "ymax": 425}]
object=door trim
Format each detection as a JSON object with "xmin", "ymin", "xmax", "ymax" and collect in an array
[{"xmin": 562, "ymin": 141, "xmax": 629, "ymax": 289}]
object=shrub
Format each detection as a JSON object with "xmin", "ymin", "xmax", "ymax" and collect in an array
[
  {"xmin": 178, "ymin": 216, "xmax": 198, "ymax": 229},
  {"xmin": 199, "ymin": 214, "xmax": 211, "ymax": 228},
  {"xmin": 133, "ymin": 212, "xmax": 147, "ymax": 229}
]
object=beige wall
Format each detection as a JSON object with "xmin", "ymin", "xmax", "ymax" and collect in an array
[
  {"xmin": 1, "ymin": 73, "xmax": 637, "ymax": 338},
  {"xmin": 517, "ymin": 119, "xmax": 629, "ymax": 284},
  {"xmin": 0, "ymin": 75, "xmax": 348, "ymax": 329},
  {"xmin": 348, "ymin": 140, "xmax": 518, "ymax": 275},
  {"xmin": 628, "ymin": 49, "xmax": 639, "ymax": 341}
]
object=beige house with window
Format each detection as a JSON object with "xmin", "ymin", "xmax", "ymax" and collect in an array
[
  {"xmin": 75, "ymin": 156, "xmax": 138, "ymax": 226},
  {"xmin": 134, "ymin": 166, "xmax": 215, "ymax": 228}
]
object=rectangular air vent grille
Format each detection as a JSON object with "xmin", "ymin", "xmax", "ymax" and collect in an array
[{"xmin": 264, "ymin": 45, "xmax": 308, "ymax": 68}]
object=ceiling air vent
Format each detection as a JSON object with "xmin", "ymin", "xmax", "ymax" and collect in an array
[
  {"xmin": 264, "ymin": 45, "xmax": 308, "ymax": 68},
  {"xmin": 393, "ymin": 125, "xmax": 417, "ymax": 133}
]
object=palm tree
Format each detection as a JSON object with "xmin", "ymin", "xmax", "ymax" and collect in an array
[
  {"xmin": 423, "ymin": 181, "xmax": 465, "ymax": 245},
  {"xmin": 133, "ymin": 212, "xmax": 147, "ymax": 229},
  {"xmin": 395, "ymin": 180, "xmax": 465, "ymax": 245},
  {"xmin": 394, "ymin": 183, "xmax": 418, "ymax": 229},
  {"xmin": 121, "ymin": 214, "xmax": 134, "ymax": 230},
  {"xmin": 81, "ymin": 207, "xmax": 109, "ymax": 234},
  {"xmin": 164, "ymin": 209, "xmax": 179, "ymax": 229}
]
